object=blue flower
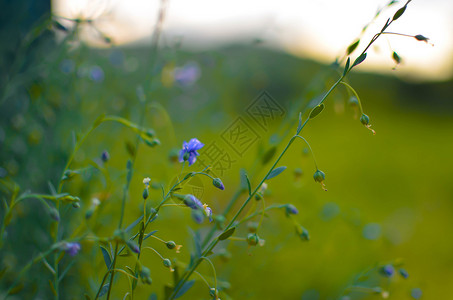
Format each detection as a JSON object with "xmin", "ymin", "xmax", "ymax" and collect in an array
[
  {"xmin": 62, "ymin": 242, "xmax": 81, "ymax": 256},
  {"xmin": 183, "ymin": 194, "xmax": 204, "ymax": 210},
  {"xmin": 381, "ymin": 264, "xmax": 395, "ymax": 277},
  {"xmin": 179, "ymin": 138, "xmax": 204, "ymax": 166}
]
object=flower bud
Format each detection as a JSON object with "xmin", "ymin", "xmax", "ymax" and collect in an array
[
  {"xmin": 399, "ymin": 268, "xmax": 409, "ymax": 279},
  {"xmin": 166, "ymin": 241, "xmax": 176, "ymax": 249},
  {"xmin": 247, "ymin": 233, "xmax": 259, "ymax": 246},
  {"xmin": 381, "ymin": 264, "xmax": 394, "ymax": 277},
  {"xmin": 139, "ymin": 266, "xmax": 152, "ymax": 285},
  {"xmin": 49, "ymin": 207, "xmax": 60, "ymax": 222},
  {"xmin": 72, "ymin": 202, "xmax": 80, "ymax": 209},
  {"xmin": 126, "ymin": 240, "xmax": 140, "ymax": 254},
  {"xmin": 414, "ymin": 34, "xmax": 429, "ymax": 42},
  {"xmin": 101, "ymin": 150, "xmax": 110, "ymax": 162},
  {"xmin": 142, "ymin": 188, "xmax": 149, "ymax": 200},
  {"xmin": 360, "ymin": 113, "xmax": 370, "ymax": 125},
  {"xmin": 313, "ymin": 170, "xmax": 327, "ymax": 191},
  {"xmin": 360, "ymin": 114, "xmax": 376, "ymax": 135},
  {"xmin": 163, "ymin": 258, "xmax": 172, "ymax": 268},
  {"xmin": 254, "ymin": 192, "xmax": 263, "ymax": 201},
  {"xmin": 212, "ymin": 178, "xmax": 225, "ymax": 190},
  {"xmin": 296, "ymin": 225, "xmax": 310, "ymax": 241},
  {"xmin": 285, "ymin": 204, "xmax": 299, "ymax": 216},
  {"xmin": 163, "ymin": 258, "xmax": 174, "ymax": 271}
]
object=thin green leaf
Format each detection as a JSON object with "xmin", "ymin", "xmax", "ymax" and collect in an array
[
  {"xmin": 239, "ymin": 169, "xmax": 248, "ymax": 191},
  {"xmin": 346, "ymin": 40, "xmax": 360, "ymax": 55},
  {"xmin": 297, "ymin": 112, "xmax": 302, "ymax": 133},
  {"xmin": 174, "ymin": 280, "xmax": 195, "ymax": 299},
  {"xmin": 218, "ymin": 227, "xmax": 236, "ymax": 241},
  {"xmin": 59, "ymin": 260, "xmax": 76, "ymax": 282},
  {"xmin": 93, "ymin": 113, "xmax": 105, "ymax": 128},
  {"xmin": 343, "ymin": 57, "xmax": 350, "ymax": 76},
  {"xmin": 309, "ymin": 104, "xmax": 325, "ymax": 119},
  {"xmin": 352, "ymin": 53, "xmax": 367, "ymax": 68},
  {"xmin": 143, "ymin": 230, "xmax": 158, "ymax": 241},
  {"xmin": 392, "ymin": 51, "xmax": 401, "ymax": 64},
  {"xmin": 100, "ymin": 246, "xmax": 112, "ymax": 269},
  {"xmin": 267, "ymin": 166, "xmax": 287, "ymax": 180},
  {"xmin": 393, "ymin": 5, "xmax": 406, "ymax": 21},
  {"xmin": 125, "ymin": 216, "xmax": 142, "ymax": 232},
  {"xmin": 98, "ymin": 283, "xmax": 110, "ymax": 297},
  {"xmin": 261, "ymin": 147, "xmax": 277, "ymax": 165}
]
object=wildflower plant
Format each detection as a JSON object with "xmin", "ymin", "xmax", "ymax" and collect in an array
[{"xmin": 0, "ymin": 0, "xmax": 433, "ymax": 299}]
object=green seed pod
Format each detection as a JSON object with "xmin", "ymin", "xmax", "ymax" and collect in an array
[
  {"xmin": 142, "ymin": 188, "xmax": 149, "ymax": 200},
  {"xmin": 247, "ymin": 233, "xmax": 259, "ymax": 246},
  {"xmin": 163, "ymin": 258, "xmax": 172, "ymax": 268},
  {"xmin": 313, "ymin": 170, "xmax": 325, "ymax": 183},
  {"xmin": 254, "ymin": 192, "xmax": 263, "ymax": 201},
  {"xmin": 72, "ymin": 202, "xmax": 80, "ymax": 209},
  {"xmin": 166, "ymin": 241, "xmax": 176, "ymax": 249},
  {"xmin": 313, "ymin": 170, "xmax": 327, "ymax": 191},
  {"xmin": 360, "ymin": 113, "xmax": 370, "ymax": 125}
]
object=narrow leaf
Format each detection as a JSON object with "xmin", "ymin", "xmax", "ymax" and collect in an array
[
  {"xmin": 392, "ymin": 51, "xmax": 401, "ymax": 64},
  {"xmin": 392, "ymin": 5, "xmax": 406, "ymax": 21},
  {"xmin": 246, "ymin": 175, "xmax": 252, "ymax": 196},
  {"xmin": 125, "ymin": 216, "xmax": 142, "ymax": 232},
  {"xmin": 261, "ymin": 147, "xmax": 277, "ymax": 165},
  {"xmin": 267, "ymin": 166, "xmax": 287, "ymax": 180},
  {"xmin": 93, "ymin": 113, "xmax": 105, "ymax": 128},
  {"xmin": 218, "ymin": 227, "xmax": 236, "ymax": 241},
  {"xmin": 239, "ymin": 169, "xmax": 248, "ymax": 191},
  {"xmin": 309, "ymin": 104, "xmax": 325, "ymax": 119},
  {"xmin": 174, "ymin": 280, "xmax": 195, "ymax": 299},
  {"xmin": 143, "ymin": 230, "xmax": 158, "ymax": 241},
  {"xmin": 100, "ymin": 246, "xmax": 112, "ymax": 269},
  {"xmin": 343, "ymin": 57, "xmax": 350, "ymax": 76},
  {"xmin": 8, "ymin": 283, "xmax": 24, "ymax": 295},
  {"xmin": 352, "ymin": 53, "xmax": 367, "ymax": 68},
  {"xmin": 98, "ymin": 283, "xmax": 110, "ymax": 297},
  {"xmin": 297, "ymin": 112, "xmax": 302, "ymax": 133},
  {"xmin": 346, "ymin": 40, "xmax": 360, "ymax": 55}
]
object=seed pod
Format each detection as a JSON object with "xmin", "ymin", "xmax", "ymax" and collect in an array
[{"xmin": 247, "ymin": 233, "xmax": 259, "ymax": 246}]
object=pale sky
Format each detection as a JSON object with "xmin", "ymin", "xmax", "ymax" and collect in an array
[{"xmin": 53, "ymin": 0, "xmax": 453, "ymax": 81}]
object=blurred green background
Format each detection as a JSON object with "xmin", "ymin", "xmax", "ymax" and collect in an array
[{"xmin": 1, "ymin": 1, "xmax": 453, "ymax": 299}]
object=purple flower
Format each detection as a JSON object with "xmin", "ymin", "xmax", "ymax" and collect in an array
[
  {"xmin": 174, "ymin": 62, "xmax": 201, "ymax": 87},
  {"xmin": 205, "ymin": 206, "xmax": 213, "ymax": 222},
  {"xmin": 183, "ymin": 194, "xmax": 204, "ymax": 210},
  {"xmin": 89, "ymin": 66, "xmax": 104, "ymax": 82},
  {"xmin": 179, "ymin": 138, "xmax": 204, "ymax": 166},
  {"xmin": 285, "ymin": 204, "xmax": 299, "ymax": 215},
  {"xmin": 62, "ymin": 242, "xmax": 81, "ymax": 256},
  {"xmin": 381, "ymin": 264, "xmax": 395, "ymax": 277}
]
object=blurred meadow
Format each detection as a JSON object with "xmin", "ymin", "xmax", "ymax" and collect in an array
[{"xmin": 1, "ymin": 0, "xmax": 453, "ymax": 299}]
